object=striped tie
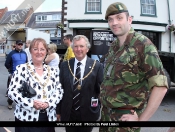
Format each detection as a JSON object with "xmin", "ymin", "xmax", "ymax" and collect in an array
[{"xmin": 73, "ymin": 62, "xmax": 81, "ymax": 110}]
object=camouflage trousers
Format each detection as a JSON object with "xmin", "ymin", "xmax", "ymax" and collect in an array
[{"xmin": 99, "ymin": 106, "xmax": 143, "ymax": 132}]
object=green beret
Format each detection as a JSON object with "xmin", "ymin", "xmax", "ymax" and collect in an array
[{"xmin": 105, "ymin": 2, "xmax": 128, "ymax": 20}]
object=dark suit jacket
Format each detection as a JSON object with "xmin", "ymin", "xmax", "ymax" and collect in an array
[{"xmin": 56, "ymin": 57, "xmax": 103, "ymax": 121}]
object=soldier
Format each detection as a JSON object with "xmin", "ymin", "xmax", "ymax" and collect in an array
[{"xmin": 99, "ymin": 2, "xmax": 168, "ymax": 132}]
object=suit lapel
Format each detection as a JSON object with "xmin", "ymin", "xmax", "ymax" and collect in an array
[
  {"xmin": 81, "ymin": 57, "xmax": 92, "ymax": 88},
  {"xmin": 69, "ymin": 59, "xmax": 75, "ymax": 90}
]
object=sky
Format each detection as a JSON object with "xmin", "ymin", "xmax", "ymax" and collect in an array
[{"xmin": 0, "ymin": 0, "xmax": 62, "ymax": 12}]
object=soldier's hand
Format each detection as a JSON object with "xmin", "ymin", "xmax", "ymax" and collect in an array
[
  {"xmin": 119, "ymin": 110, "xmax": 139, "ymax": 121},
  {"xmin": 119, "ymin": 110, "xmax": 139, "ymax": 128}
]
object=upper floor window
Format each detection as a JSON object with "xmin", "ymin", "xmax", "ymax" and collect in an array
[
  {"xmin": 141, "ymin": 0, "xmax": 156, "ymax": 16},
  {"xmin": 52, "ymin": 15, "xmax": 59, "ymax": 20},
  {"xmin": 42, "ymin": 16, "xmax": 47, "ymax": 21},
  {"xmin": 36, "ymin": 15, "xmax": 47, "ymax": 21},
  {"xmin": 85, "ymin": 0, "xmax": 101, "ymax": 14}
]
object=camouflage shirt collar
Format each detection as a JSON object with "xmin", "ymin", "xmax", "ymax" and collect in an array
[
  {"xmin": 112, "ymin": 27, "xmax": 135, "ymax": 47},
  {"xmin": 123, "ymin": 27, "xmax": 135, "ymax": 46}
]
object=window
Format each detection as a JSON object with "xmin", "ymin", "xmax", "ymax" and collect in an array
[
  {"xmin": 52, "ymin": 15, "xmax": 59, "ymax": 20},
  {"xmin": 36, "ymin": 15, "xmax": 47, "ymax": 21},
  {"xmin": 42, "ymin": 16, "xmax": 47, "ymax": 21},
  {"xmin": 50, "ymin": 30, "xmax": 55, "ymax": 37},
  {"xmin": 140, "ymin": 0, "xmax": 156, "ymax": 16},
  {"xmin": 36, "ymin": 16, "xmax": 41, "ymax": 21},
  {"xmin": 85, "ymin": 0, "xmax": 101, "ymax": 14}
]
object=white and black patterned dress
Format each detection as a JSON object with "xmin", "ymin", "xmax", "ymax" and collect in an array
[{"xmin": 8, "ymin": 62, "xmax": 63, "ymax": 123}]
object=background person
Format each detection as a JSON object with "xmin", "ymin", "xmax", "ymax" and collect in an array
[
  {"xmin": 5, "ymin": 43, "xmax": 16, "ymax": 58},
  {"xmin": 63, "ymin": 34, "xmax": 75, "ymax": 61},
  {"xmin": 24, "ymin": 40, "xmax": 32, "ymax": 61},
  {"xmin": 59, "ymin": 55, "xmax": 64, "ymax": 68},
  {"xmin": 99, "ymin": 2, "xmax": 168, "ymax": 132},
  {"xmin": 56, "ymin": 35, "xmax": 103, "ymax": 132},
  {"xmin": 45, "ymin": 43, "xmax": 60, "ymax": 74},
  {"xmin": 5, "ymin": 40, "xmax": 27, "ymax": 109},
  {"xmin": 8, "ymin": 38, "xmax": 63, "ymax": 132},
  {"xmin": 11, "ymin": 43, "xmax": 16, "ymax": 50},
  {"xmin": 5, "ymin": 43, "xmax": 16, "ymax": 97}
]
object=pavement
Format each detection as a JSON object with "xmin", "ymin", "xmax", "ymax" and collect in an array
[{"xmin": 0, "ymin": 53, "xmax": 5, "ymax": 57}]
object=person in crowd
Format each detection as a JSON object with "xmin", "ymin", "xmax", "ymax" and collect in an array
[
  {"xmin": 45, "ymin": 43, "xmax": 60, "ymax": 74},
  {"xmin": 5, "ymin": 43, "xmax": 16, "ymax": 97},
  {"xmin": 5, "ymin": 40, "xmax": 27, "ymax": 109},
  {"xmin": 8, "ymin": 38, "xmax": 63, "ymax": 132},
  {"xmin": 99, "ymin": 2, "xmax": 168, "ymax": 132},
  {"xmin": 59, "ymin": 55, "xmax": 64, "ymax": 68},
  {"xmin": 63, "ymin": 34, "xmax": 75, "ymax": 61},
  {"xmin": 11, "ymin": 43, "xmax": 16, "ymax": 50},
  {"xmin": 5, "ymin": 43, "xmax": 16, "ymax": 58},
  {"xmin": 56, "ymin": 35, "xmax": 103, "ymax": 132},
  {"xmin": 24, "ymin": 40, "xmax": 32, "ymax": 61}
]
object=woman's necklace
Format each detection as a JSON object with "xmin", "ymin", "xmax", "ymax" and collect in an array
[
  {"xmin": 27, "ymin": 63, "xmax": 51, "ymax": 99},
  {"xmin": 34, "ymin": 67, "xmax": 43, "ymax": 70}
]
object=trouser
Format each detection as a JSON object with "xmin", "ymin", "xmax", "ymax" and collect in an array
[
  {"xmin": 66, "ymin": 109, "xmax": 93, "ymax": 132},
  {"xmin": 7, "ymin": 74, "xmax": 13, "ymax": 105},
  {"xmin": 99, "ymin": 106, "xmax": 143, "ymax": 132}
]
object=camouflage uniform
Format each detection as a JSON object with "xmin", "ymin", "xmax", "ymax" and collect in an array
[{"xmin": 99, "ymin": 28, "xmax": 168, "ymax": 132}]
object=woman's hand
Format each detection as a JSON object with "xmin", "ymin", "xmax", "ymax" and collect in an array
[
  {"xmin": 41, "ymin": 102, "xmax": 49, "ymax": 109},
  {"xmin": 33, "ymin": 100, "xmax": 49, "ymax": 110}
]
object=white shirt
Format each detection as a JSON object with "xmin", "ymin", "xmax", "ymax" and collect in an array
[
  {"xmin": 48, "ymin": 53, "xmax": 60, "ymax": 68},
  {"xmin": 24, "ymin": 48, "xmax": 32, "ymax": 61},
  {"xmin": 73, "ymin": 56, "xmax": 87, "ymax": 84}
]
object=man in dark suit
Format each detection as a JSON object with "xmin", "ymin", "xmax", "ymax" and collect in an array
[{"xmin": 56, "ymin": 35, "xmax": 103, "ymax": 132}]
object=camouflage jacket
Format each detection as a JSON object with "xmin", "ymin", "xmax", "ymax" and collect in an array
[{"xmin": 100, "ymin": 28, "xmax": 168, "ymax": 109}]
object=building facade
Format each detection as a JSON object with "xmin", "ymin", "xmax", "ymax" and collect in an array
[
  {"xmin": 27, "ymin": 11, "xmax": 62, "ymax": 45},
  {"xmin": 62, "ymin": 0, "xmax": 175, "ymax": 55}
]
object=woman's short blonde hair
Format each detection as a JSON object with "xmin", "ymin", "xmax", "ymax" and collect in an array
[
  {"xmin": 29, "ymin": 38, "xmax": 47, "ymax": 52},
  {"xmin": 11, "ymin": 43, "xmax": 16, "ymax": 49},
  {"xmin": 11, "ymin": 43, "xmax": 15, "ymax": 47},
  {"xmin": 48, "ymin": 43, "xmax": 57, "ymax": 53}
]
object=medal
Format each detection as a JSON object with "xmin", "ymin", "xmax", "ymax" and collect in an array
[
  {"xmin": 43, "ymin": 90, "xmax": 47, "ymax": 99},
  {"xmin": 77, "ymin": 84, "xmax": 81, "ymax": 90}
]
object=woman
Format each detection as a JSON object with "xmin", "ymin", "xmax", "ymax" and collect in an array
[
  {"xmin": 8, "ymin": 38, "xmax": 63, "ymax": 132},
  {"xmin": 11, "ymin": 43, "xmax": 16, "ymax": 50},
  {"xmin": 45, "ymin": 43, "xmax": 60, "ymax": 74}
]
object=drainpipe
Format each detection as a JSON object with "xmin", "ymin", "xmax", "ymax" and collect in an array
[{"xmin": 167, "ymin": 0, "xmax": 171, "ymax": 52}]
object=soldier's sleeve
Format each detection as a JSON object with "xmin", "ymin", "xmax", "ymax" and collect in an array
[{"xmin": 142, "ymin": 43, "xmax": 168, "ymax": 90}]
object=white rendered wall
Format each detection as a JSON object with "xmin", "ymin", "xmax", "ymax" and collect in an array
[{"xmin": 65, "ymin": 0, "xmax": 175, "ymax": 52}]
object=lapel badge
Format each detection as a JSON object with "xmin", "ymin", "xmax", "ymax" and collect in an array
[{"xmin": 89, "ymin": 66, "xmax": 91, "ymax": 68}]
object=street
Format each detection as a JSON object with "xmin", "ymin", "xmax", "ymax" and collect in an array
[{"xmin": 0, "ymin": 55, "xmax": 174, "ymax": 132}]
